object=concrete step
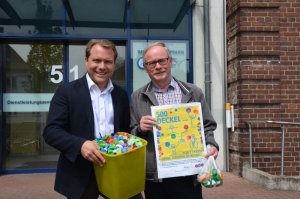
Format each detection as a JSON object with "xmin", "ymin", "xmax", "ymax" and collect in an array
[{"xmin": 243, "ymin": 166, "xmax": 300, "ymax": 191}]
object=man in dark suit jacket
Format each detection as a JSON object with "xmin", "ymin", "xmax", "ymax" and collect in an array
[{"xmin": 43, "ymin": 39, "xmax": 142, "ymax": 199}]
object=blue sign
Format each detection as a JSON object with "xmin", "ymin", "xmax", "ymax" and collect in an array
[{"xmin": 137, "ymin": 57, "xmax": 144, "ymax": 70}]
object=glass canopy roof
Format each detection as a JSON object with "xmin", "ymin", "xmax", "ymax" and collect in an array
[{"xmin": 0, "ymin": 0, "xmax": 191, "ymax": 31}]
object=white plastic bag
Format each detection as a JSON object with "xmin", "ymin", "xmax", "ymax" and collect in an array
[{"xmin": 197, "ymin": 156, "xmax": 223, "ymax": 188}]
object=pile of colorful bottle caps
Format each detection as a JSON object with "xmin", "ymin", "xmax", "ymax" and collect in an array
[
  {"xmin": 197, "ymin": 168, "xmax": 223, "ymax": 188},
  {"xmin": 94, "ymin": 133, "xmax": 144, "ymax": 155}
]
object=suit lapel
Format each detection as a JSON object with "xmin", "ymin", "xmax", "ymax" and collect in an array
[{"xmin": 77, "ymin": 76, "xmax": 94, "ymax": 135}]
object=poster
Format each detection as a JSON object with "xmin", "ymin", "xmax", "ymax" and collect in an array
[{"xmin": 151, "ymin": 102, "xmax": 207, "ymax": 178}]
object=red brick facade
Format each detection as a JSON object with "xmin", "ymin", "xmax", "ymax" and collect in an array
[{"xmin": 226, "ymin": 0, "xmax": 300, "ymax": 176}]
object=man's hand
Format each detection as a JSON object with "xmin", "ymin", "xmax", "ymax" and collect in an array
[
  {"xmin": 140, "ymin": 115, "xmax": 156, "ymax": 133},
  {"xmin": 205, "ymin": 145, "xmax": 218, "ymax": 159},
  {"xmin": 81, "ymin": 140, "xmax": 105, "ymax": 167}
]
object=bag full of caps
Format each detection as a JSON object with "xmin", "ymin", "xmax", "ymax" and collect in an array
[{"xmin": 197, "ymin": 156, "xmax": 223, "ymax": 188}]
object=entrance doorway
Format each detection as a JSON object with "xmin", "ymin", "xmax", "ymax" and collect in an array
[{"xmin": 1, "ymin": 41, "xmax": 126, "ymax": 171}]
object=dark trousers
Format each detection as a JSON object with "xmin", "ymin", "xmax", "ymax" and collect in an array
[
  {"xmin": 80, "ymin": 169, "xmax": 144, "ymax": 199},
  {"xmin": 144, "ymin": 175, "xmax": 202, "ymax": 199}
]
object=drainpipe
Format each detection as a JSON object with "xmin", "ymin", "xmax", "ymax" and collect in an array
[
  {"xmin": 204, "ymin": 0, "xmax": 229, "ymax": 172},
  {"xmin": 204, "ymin": 0, "xmax": 211, "ymax": 109},
  {"xmin": 223, "ymin": 0, "xmax": 229, "ymax": 172}
]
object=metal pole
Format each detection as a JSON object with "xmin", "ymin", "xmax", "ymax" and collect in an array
[
  {"xmin": 245, "ymin": 120, "xmax": 267, "ymax": 169},
  {"xmin": 249, "ymin": 124, "xmax": 252, "ymax": 169},
  {"xmin": 281, "ymin": 127, "xmax": 285, "ymax": 176},
  {"xmin": 245, "ymin": 120, "xmax": 300, "ymax": 175},
  {"xmin": 204, "ymin": 0, "xmax": 211, "ymax": 109}
]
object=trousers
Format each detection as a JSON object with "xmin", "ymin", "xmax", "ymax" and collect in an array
[{"xmin": 144, "ymin": 175, "xmax": 202, "ymax": 199}]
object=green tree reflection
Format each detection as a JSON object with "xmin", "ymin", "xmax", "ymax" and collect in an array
[{"xmin": 22, "ymin": 0, "xmax": 63, "ymax": 93}]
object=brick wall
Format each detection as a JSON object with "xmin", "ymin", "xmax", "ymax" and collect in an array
[{"xmin": 226, "ymin": 0, "xmax": 300, "ymax": 176}]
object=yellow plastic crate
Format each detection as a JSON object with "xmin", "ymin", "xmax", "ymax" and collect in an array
[{"xmin": 93, "ymin": 133, "xmax": 147, "ymax": 199}]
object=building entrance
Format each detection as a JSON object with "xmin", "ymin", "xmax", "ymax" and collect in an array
[{"xmin": 1, "ymin": 42, "xmax": 126, "ymax": 171}]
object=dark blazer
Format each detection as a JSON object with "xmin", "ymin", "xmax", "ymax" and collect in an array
[{"xmin": 43, "ymin": 75, "xmax": 130, "ymax": 199}]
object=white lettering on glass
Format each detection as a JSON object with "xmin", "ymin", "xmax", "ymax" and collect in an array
[
  {"xmin": 50, "ymin": 65, "xmax": 63, "ymax": 83},
  {"xmin": 70, "ymin": 65, "xmax": 78, "ymax": 80}
]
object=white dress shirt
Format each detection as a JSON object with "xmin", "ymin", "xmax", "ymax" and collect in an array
[{"xmin": 86, "ymin": 74, "xmax": 114, "ymax": 138}]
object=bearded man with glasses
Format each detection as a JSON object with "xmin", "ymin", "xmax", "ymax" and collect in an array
[{"xmin": 130, "ymin": 42, "xmax": 219, "ymax": 199}]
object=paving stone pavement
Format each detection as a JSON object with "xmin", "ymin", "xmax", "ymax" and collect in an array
[{"xmin": 0, "ymin": 172, "xmax": 299, "ymax": 199}]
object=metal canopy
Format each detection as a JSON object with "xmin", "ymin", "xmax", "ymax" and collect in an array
[
  {"xmin": 0, "ymin": 0, "xmax": 21, "ymax": 28},
  {"xmin": 0, "ymin": 0, "xmax": 189, "ymax": 30}
]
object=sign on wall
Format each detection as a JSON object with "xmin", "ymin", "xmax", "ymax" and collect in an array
[{"xmin": 3, "ymin": 93, "xmax": 53, "ymax": 112}]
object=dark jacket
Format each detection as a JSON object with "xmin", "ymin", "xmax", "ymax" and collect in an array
[
  {"xmin": 130, "ymin": 77, "xmax": 218, "ymax": 182},
  {"xmin": 43, "ymin": 75, "xmax": 130, "ymax": 199}
]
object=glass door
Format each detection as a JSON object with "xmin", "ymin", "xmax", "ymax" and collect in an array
[{"xmin": 1, "ymin": 42, "xmax": 63, "ymax": 171}]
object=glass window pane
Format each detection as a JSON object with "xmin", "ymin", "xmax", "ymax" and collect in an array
[
  {"xmin": 130, "ymin": 0, "xmax": 189, "ymax": 37},
  {"xmin": 131, "ymin": 40, "xmax": 189, "ymax": 91},
  {"xmin": 2, "ymin": 42, "xmax": 63, "ymax": 170},
  {"xmin": 0, "ymin": 0, "xmax": 63, "ymax": 35},
  {"xmin": 111, "ymin": 46, "xmax": 126, "ymax": 90},
  {"xmin": 68, "ymin": 44, "xmax": 86, "ymax": 82},
  {"xmin": 65, "ymin": 0, "xmax": 127, "ymax": 37}
]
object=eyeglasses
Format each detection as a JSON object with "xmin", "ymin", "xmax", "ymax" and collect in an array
[{"xmin": 144, "ymin": 57, "xmax": 169, "ymax": 68}]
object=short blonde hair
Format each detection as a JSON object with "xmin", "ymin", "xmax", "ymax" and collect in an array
[
  {"xmin": 85, "ymin": 39, "xmax": 118, "ymax": 61},
  {"xmin": 142, "ymin": 42, "xmax": 171, "ymax": 63}
]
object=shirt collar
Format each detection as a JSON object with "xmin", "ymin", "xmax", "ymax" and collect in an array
[
  {"xmin": 152, "ymin": 77, "xmax": 176, "ymax": 92},
  {"xmin": 86, "ymin": 73, "xmax": 114, "ymax": 93}
]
